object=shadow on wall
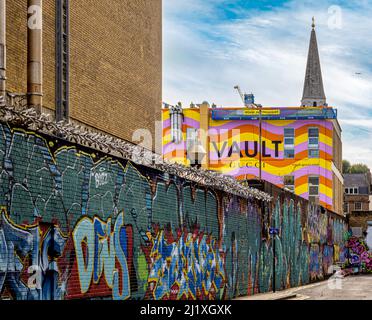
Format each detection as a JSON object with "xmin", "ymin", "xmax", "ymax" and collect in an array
[{"xmin": 0, "ymin": 123, "xmax": 348, "ymax": 300}]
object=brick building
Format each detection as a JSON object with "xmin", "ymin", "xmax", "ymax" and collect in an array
[
  {"xmin": 1, "ymin": 0, "xmax": 162, "ymax": 148},
  {"xmin": 344, "ymin": 172, "xmax": 372, "ymax": 234}
]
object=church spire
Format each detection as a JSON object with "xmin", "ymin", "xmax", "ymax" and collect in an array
[{"xmin": 301, "ymin": 18, "xmax": 327, "ymax": 107}]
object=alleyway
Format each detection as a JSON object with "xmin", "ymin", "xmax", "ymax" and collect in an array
[{"xmin": 237, "ymin": 275, "xmax": 372, "ymax": 300}]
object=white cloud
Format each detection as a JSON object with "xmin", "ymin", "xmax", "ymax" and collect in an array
[{"xmin": 163, "ymin": 0, "xmax": 372, "ymax": 167}]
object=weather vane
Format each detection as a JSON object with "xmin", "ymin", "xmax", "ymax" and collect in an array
[{"xmin": 312, "ymin": 17, "xmax": 315, "ymax": 29}]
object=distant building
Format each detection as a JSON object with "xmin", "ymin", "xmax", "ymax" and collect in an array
[
  {"xmin": 162, "ymin": 21, "xmax": 344, "ymax": 215},
  {"xmin": 345, "ymin": 171, "xmax": 372, "ymax": 235}
]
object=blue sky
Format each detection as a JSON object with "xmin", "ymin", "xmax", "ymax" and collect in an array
[{"xmin": 163, "ymin": 0, "xmax": 372, "ymax": 168}]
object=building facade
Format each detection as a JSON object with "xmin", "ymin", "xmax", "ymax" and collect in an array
[
  {"xmin": 344, "ymin": 172, "xmax": 372, "ymax": 235},
  {"xmin": 162, "ymin": 22, "xmax": 344, "ymax": 215},
  {"xmin": 1, "ymin": 0, "xmax": 162, "ymax": 147}
]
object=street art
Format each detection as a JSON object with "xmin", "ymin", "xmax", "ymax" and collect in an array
[
  {"xmin": 0, "ymin": 122, "xmax": 347, "ymax": 300},
  {"xmin": 344, "ymin": 234, "xmax": 372, "ymax": 273},
  {"xmin": 147, "ymin": 230, "xmax": 225, "ymax": 300},
  {"xmin": 70, "ymin": 213, "xmax": 131, "ymax": 300},
  {"xmin": 0, "ymin": 210, "xmax": 67, "ymax": 300}
]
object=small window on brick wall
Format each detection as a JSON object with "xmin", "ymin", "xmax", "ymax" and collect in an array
[
  {"xmin": 355, "ymin": 202, "xmax": 362, "ymax": 211},
  {"xmin": 343, "ymin": 203, "xmax": 349, "ymax": 214}
]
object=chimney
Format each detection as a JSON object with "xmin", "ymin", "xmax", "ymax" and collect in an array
[
  {"xmin": 27, "ymin": 0, "xmax": 43, "ymax": 108},
  {"xmin": 0, "ymin": 0, "xmax": 6, "ymax": 103}
]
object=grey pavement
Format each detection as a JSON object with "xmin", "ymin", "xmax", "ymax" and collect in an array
[{"xmin": 236, "ymin": 275, "xmax": 372, "ymax": 300}]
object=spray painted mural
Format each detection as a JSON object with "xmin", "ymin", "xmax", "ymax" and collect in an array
[
  {"xmin": 162, "ymin": 107, "xmax": 337, "ymax": 210},
  {"xmin": 0, "ymin": 122, "xmax": 347, "ymax": 300},
  {"xmin": 344, "ymin": 233, "xmax": 372, "ymax": 273}
]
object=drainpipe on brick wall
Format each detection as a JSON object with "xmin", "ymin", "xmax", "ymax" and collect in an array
[
  {"xmin": 199, "ymin": 101, "xmax": 210, "ymax": 169},
  {"xmin": 0, "ymin": 0, "xmax": 6, "ymax": 104},
  {"xmin": 27, "ymin": 0, "xmax": 43, "ymax": 109}
]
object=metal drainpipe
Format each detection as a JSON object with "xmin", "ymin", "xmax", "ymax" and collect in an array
[
  {"xmin": 27, "ymin": 0, "xmax": 43, "ymax": 108},
  {"xmin": 0, "ymin": 0, "xmax": 6, "ymax": 102}
]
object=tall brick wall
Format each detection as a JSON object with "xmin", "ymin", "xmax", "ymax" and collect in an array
[
  {"xmin": 6, "ymin": 0, "xmax": 162, "ymax": 146},
  {"xmin": 0, "ymin": 121, "xmax": 348, "ymax": 300}
]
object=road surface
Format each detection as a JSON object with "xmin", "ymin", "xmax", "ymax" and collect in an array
[{"xmin": 237, "ymin": 275, "xmax": 372, "ymax": 300}]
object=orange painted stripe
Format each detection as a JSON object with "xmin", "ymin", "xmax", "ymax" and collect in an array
[
  {"xmin": 208, "ymin": 123, "xmax": 333, "ymax": 141},
  {"xmin": 295, "ymin": 175, "xmax": 332, "ymax": 189}
]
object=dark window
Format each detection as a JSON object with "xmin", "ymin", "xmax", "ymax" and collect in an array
[
  {"xmin": 284, "ymin": 128, "xmax": 295, "ymax": 159},
  {"xmin": 308, "ymin": 128, "xmax": 319, "ymax": 158},
  {"xmin": 309, "ymin": 176, "xmax": 319, "ymax": 196}
]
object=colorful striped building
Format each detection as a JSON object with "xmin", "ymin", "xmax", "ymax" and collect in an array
[
  {"xmin": 161, "ymin": 21, "xmax": 344, "ymax": 215},
  {"xmin": 162, "ymin": 105, "xmax": 343, "ymax": 215}
]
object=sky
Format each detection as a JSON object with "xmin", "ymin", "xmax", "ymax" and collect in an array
[{"xmin": 162, "ymin": 0, "xmax": 372, "ymax": 168}]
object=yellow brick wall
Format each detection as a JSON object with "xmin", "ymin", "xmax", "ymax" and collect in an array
[
  {"xmin": 6, "ymin": 0, "xmax": 162, "ymax": 147},
  {"xmin": 6, "ymin": 0, "xmax": 27, "ymax": 95}
]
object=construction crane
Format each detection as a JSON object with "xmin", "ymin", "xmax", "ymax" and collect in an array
[
  {"xmin": 234, "ymin": 85, "xmax": 255, "ymax": 108},
  {"xmin": 234, "ymin": 85, "xmax": 245, "ymax": 105}
]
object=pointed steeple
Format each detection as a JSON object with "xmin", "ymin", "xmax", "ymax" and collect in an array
[{"xmin": 301, "ymin": 18, "xmax": 327, "ymax": 107}]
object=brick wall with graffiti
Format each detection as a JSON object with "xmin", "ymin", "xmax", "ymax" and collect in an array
[{"xmin": 0, "ymin": 122, "xmax": 347, "ymax": 300}]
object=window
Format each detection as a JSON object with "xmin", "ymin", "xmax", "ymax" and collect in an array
[
  {"xmin": 284, "ymin": 176, "xmax": 295, "ymax": 192},
  {"xmin": 308, "ymin": 128, "xmax": 319, "ymax": 158},
  {"xmin": 309, "ymin": 176, "xmax": 319, "ymax": 203},
  {"xmin": 343, "ymin": 202, "xmax": 349, "ymax": 214},
  {"xmin": 345, "ymin": 187, "xmax": 359, "ymax": 195},
  {"xmin": 355, "ymin": 202, "xmax": 362, "ymax": 211},
  {"xmin": 284, "ymin": 128, "xmax": 295, "ymax": 159}
]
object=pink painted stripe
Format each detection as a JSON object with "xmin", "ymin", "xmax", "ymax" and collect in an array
[
  {"xmin": 163, "ymin": 118, "xmax": 171, "ymax": 129},
  {"xmin": 163, "ymin": 141, "xmax": 186, "ymax": 154},
  {"xmin": 295, "ymin": 141, "xmax": 332, "ymax": 155},
  {"xmin": 225, "ymin": 166, "xmax": 333, "ymax": 181},
  {"xmin": 183, "ymin": 117, "xmax": 200, "ymax": 129},
  {"xmin": 209, "ymin": 120, "xmax": 333, "ymax": 135},
  {"xmin": 299, "ymin": 192, "xmax": 332, "ymax": 206},
  {"xmin": 162, "ymin": 117, "xmax": 200, "ymax": 130}
]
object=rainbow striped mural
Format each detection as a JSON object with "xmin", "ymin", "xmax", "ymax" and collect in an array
[{"xmin": 162, "ymin": 107, "xmax": 338, "ymax": 211}]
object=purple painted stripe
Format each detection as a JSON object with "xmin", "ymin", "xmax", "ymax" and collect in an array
[
  {"xmin": 295, "ymin": 141, "xmax": 332, "ymax": 155},
  {"xmin": 163, "ymin": 141, "xmax": 186, "ymax": 154},
  {"xmin": 162, "ymin": 117, "xmax": 200, "ymax": 129},
  {"xmin": 209, "ymin": 120, "xmax": 333, "ymax": 135},
  {"xmin": 163, "ymin": 118, "xmax": 171, "ymax": 129},
  {"xmin": 183, "ymin": 117, "xmax": 200, "ymax": 129},
  {"xmin": 225, "ymin": 166, "xmax": 333, "ymax": 181},
  {"xmin": 299, "ymin": 192, "xmax": 332, "ymax": 206}
]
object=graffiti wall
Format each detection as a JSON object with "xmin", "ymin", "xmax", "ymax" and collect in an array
[
  {"xmin": 344, "ymin": 233, "xmax": 372, "ymax": 273},
  {"xmin": 0, "ymin": 123, "xmax": 347, "ymax": 300}
]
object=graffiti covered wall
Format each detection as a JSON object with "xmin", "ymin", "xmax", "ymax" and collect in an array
[{"xmin": 0, "ymin": 122, "xmax": 347, "ymax": 300}]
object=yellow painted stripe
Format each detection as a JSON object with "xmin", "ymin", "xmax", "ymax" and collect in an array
[
  {"xmin": 212, "ymin": 159, "xmax": 332, "ymax": 174},
  {"xmin": 209, "ymin": 132, "xmax": 332, "ymax": 150},
  {"xmin": 183, "ymin": 110, "xmax": 201, "ymax": 122},
  {"xmin": 296, "ymin": 183, "xmax": 332, "ymax": 197}
]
